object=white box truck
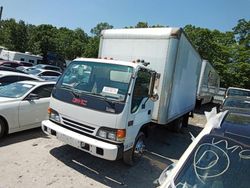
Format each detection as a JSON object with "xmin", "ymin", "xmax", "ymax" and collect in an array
[
  {"xmin": 42, "ymin": 28, "xmax": 202, "ymax": 165},
  {"xmin": 0, "ymin": 49, "xmax": 43, "ymax": 64},
  {"xmin": 196, "ymin": 60, "xmax": 220, "ymax": 106}
]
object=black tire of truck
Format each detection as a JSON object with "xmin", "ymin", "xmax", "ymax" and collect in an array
[
  {"xmin": 123, "ymin": 132, "xmax": 146, "ymax": 166},
  {"xmin": 195, "ymin": 99, "xmax": 202, "ymax": 109},
  {"xmin": 183, "ymin": 113, "xmax": 189, "ymax": 127},
  {"xmin": 0, "ymin": 118, "xmax": 7, "ymax": 139},
  {"xmin": 171, "ymin": 117, "xmax": 183, "ymax": 133}
]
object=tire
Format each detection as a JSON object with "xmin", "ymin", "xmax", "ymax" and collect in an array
[
  {"xmin": 210, "ymin": 97, "xmax": 214, "ymax": 104},
  {"xmin": 123, "ymin": 132, "xmax": 146, "ymax": 166},
  {"xmin": 171, "ymin": 117, "xmax": 183, "ymax": 133},
  {"xmin": 0, "ymin": 118, "xmax": 6, "ymax": 139},
  {"xmin": 183, "ymin": 113, "xmax": 189, "ymax": 127},
  {"xmin": 195, "ymin": 99, "xmax": 202, "ymax": 109}
]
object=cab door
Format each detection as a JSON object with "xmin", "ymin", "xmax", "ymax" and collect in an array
[
  {"xmin": 125, "ymin": 68, "xmax": 154, "ymax": 150},
  {"xmin": 18, "ymin": 84, "xmax": 54, "ymax": 129}
]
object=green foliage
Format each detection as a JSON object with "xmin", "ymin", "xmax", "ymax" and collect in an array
[
  {"xmin": 125, "ymin": 21, "xmax": 166, "ymax": 28},
  {"xmin": 184, "ymin": 19, "xmax": 250, "ymax": 89},
  {"xmin": 90, "ymin": 22, "xmax": 113, "ymax": 37},
  {"xmin": 0, "ymin": 19, "xmax": 28, "ymax": 52},
  {"xmin": 83, "ymin": 37, "xmax": 100, "ymax": 58}
]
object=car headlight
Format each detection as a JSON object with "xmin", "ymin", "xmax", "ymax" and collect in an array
[
  {"xmin": 48, "ymin": 108, "xmax": 61, "ymax": 123},
  {"xmin": 97, "ymin": 128, "xmax": 126, "ymax": 142}
]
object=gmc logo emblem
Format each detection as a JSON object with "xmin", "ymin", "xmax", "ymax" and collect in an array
[{"xmin": 72, "ymin": 98, "xmax": 87, "ymax": 106}]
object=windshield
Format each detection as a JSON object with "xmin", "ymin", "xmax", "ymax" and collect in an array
[
  {"xmin": 0, "ymin": 82, "xmax": 34, "ymax": 98},
  {"xmin": 223, "ymin": 98, "xmax": 250, "ymax": 109},
  {"xmin": 57, "ymin": 61, "xmax": 133, "ymax": 101},
  {"xmin": 174, "ymin": 135, "xmax": 250, "ymax": 188},
  {"xmin": 227, "ymin": 89, "xmax": 250, "ymax": 97},
  {"xmin": 26, "ymin": 69, "xmax": 42, "ymax": 75}
]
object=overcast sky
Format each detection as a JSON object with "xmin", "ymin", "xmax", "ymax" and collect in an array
[{"xmin": 1, "ymin": 0, "xmax": 250, "ymax": 34}]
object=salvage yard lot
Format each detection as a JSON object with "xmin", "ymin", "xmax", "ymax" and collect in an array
[{"xmin": 0, "ymin": 104, "xmax": 213, "ymax": 188}]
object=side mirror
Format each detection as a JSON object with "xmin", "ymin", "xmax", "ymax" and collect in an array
[
  {"xmin": 26, "ymin": 93, "xmax": 40, "ymax": 101},
  {"xmin": 153, "ymin": 163, "xmax": 176, "ymax": 186},
  {"xmin": 148, "ymin": 71, "xmax": 160, "ymax": 101}
]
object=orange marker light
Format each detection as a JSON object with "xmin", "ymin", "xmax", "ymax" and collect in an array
[
  {"xmin": 117, "ymin": 129, "xmax": 126, "ymax": 139},
  {"xmin": 47, "ymin": 107, "xmax": 52, "ymax": 114}
]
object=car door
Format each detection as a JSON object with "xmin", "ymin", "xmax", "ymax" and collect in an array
[
  {"xmin": 126, "ymin": 69, "xmax": 154, "ymax": 147},
  {"xmin": 18, "ymin": 84, "xmax": 54, "ymax": 129}
]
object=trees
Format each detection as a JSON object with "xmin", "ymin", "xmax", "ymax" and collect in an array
[
  {"xmin": 184, "ymin": 20, "xmax": 250, "ymax": 89},
  {"xmin": 0, "ymin": 19, "xmax": 28, "ymax": 52},
  {"xmin": 90, "ymin": 22, "xmax": 113, "ymax": 37}
]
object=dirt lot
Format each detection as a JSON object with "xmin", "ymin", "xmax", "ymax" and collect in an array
[{"xmin": 0, "ymin": 104, "xmax": 218, "ymax": 188}]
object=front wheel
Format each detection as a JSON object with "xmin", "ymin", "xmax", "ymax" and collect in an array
[{"xmin": 123, "ymin": 132, "xmax": 146, "ymax": 166}]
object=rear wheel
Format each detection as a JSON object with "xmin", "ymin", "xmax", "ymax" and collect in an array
[
  {"xmin": 171, "ymin": 117, "xmax": 183, "ymax": 133},
  {"xmin": 123, "ymin": 132, "xmax": 145, "ymax": 166},
  {"xmin": 183, "ymin": 113, "xmax": 189, "ymax": 127},
  {"xmin": 0, "ymin": 118, "xmax": 7, "ymax": 138}
]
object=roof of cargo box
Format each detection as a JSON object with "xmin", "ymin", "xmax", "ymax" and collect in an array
[
  {"xmin": 73, "ymin": 57, "xmax": 145, "ymax": 69},
  {"xmin": 101, "ymin": 28, "xmax": 182, "ymax": 39}
]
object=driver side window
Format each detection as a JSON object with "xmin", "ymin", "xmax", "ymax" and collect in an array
[{"xmin": 131, "ymin": 69, "xmax": 151, "ymax": 113}]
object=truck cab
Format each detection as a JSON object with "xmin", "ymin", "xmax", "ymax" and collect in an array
[{"xmin": 42, "ymin": 58, "xmax": 158, "ymax": 165}]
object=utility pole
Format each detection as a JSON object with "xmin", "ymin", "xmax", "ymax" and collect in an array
[{"xmin": 0, "ymin": 6, "xmax": 3, "ymax": 21}]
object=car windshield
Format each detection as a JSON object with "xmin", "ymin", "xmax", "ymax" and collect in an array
[
  {"xmin": 34, "ymin": 64, "xmax": 44, "ymax": 69},
  {"xmin": 57, "ymin": 61, "xmax": 133, "ymax": 101},
  {"xmin": 0, "ymin": 82, "xmax": 35, "ymax": 98},
  {"xmin": 227, "ymin": 89, "xmax": 250, "ymax": 97},
  {"xmin": 223, "ymin": 98, "xmax": 250, "ymax": 109},
  {"xmin": 26, "ymin": 69, "xmax": 42, "ymax": 75},
  {"xmin": 174, "ymin": 135, "xmax": 250, "ymax": 188}
]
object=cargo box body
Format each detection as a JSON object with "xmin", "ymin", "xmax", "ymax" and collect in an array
[
  {"xmin": 197, "ymin": 60, "xmax": 220, "ymax": 105},
  {"xmin": 99, "ymin": 28, "xmax": 202, "ymax": 124}
]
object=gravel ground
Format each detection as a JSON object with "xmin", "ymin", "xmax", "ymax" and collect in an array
[{"xmin": 0, "ymin": 103, "xmax": 218, "ymax": 188}]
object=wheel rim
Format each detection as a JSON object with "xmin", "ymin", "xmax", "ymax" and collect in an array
[{"xmin": 134, "ymin": 137, "xmax": 145, "ymax": 159}]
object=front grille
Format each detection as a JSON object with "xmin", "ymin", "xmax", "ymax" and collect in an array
[{"xmin": 61, "ymin": 116, "xmax": 96, "ymax": 134}]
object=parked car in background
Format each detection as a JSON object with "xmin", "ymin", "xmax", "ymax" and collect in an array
[
  {"xmin": 26, "ymin": 69, "xmax": 61, "ymax": 81},
  {"xmin": 0, "ymin": 71, "xmax": 42, "ymax": 86},
  {"xmin": 0, "ymin": 80, "xmax": 55, "ymax": 138},
  {"xmin": 0, "ymin": 60, "xmax": 23, "ymax": 69},
  {"xmin": 155, "ymin": 109, "xmax": 250, "ymax": 188},
  {"xmin": 15, "ymin": 61, "xmax": 34, "ymax": 67},
  {"xmin": 0, "ymin": 65, "xmax": 26, "ymax": 73},
  {"xmin": 225, "ymin": 87, "xmax": 250, "ymax": 98},
  {"xmin": 25, "ymin": 64, "xmax": 62, "ymax": 73},
  {"xmin": 220, "ymin": 96, "xmax": 250, "ymax": 114}
]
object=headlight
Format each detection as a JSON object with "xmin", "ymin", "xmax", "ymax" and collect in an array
[
  {"xmin": 48, "ymin": 108, "xmax": 61, "ymax": 123},
  {"xmin": 97, "ymin": 128, "xmax": 126, "ymax": 142}
]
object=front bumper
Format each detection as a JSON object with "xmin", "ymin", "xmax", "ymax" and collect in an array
[{"xmin": 42, "ymin": 120, "xmax": 123, "ymax": 161}]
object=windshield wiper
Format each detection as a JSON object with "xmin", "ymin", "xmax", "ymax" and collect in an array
[
  {"xmin": 60, "ymin": 84, "xmax": 73, "ymax": 90},
  {"xmin": 91, "ymin": 92, "xmax": 118, "ymax": 108}
]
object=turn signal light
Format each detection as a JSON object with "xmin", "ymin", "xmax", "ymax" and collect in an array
[
  {"xmin": 48, "ymin": 107, "xmax": 52, "ymax": 115},
  {"xmin": 117, "ymin": 129, "xmax": 126, "ymax": 140}
]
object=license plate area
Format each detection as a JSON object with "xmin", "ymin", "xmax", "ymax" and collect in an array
[{"xmin": 57, "ymin": 133, "xmax": 81, "ymax": 149}]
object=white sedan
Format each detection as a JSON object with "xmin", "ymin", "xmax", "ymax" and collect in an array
[
  {"xmin": 0, "ymin": 80, "xmax": 55, "ymax": 138},
  {"xmin": 26, "ymin": 68, "xmax": 61, "ymax": 81}
]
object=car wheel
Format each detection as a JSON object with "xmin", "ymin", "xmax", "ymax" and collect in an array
[
  {"xmin": 0, "ymin": 118, "xmax": 7, "ymax": 138},
  {"xmin": 123, "ymin": 132, "xmax": 146, "ymax": 166}
]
